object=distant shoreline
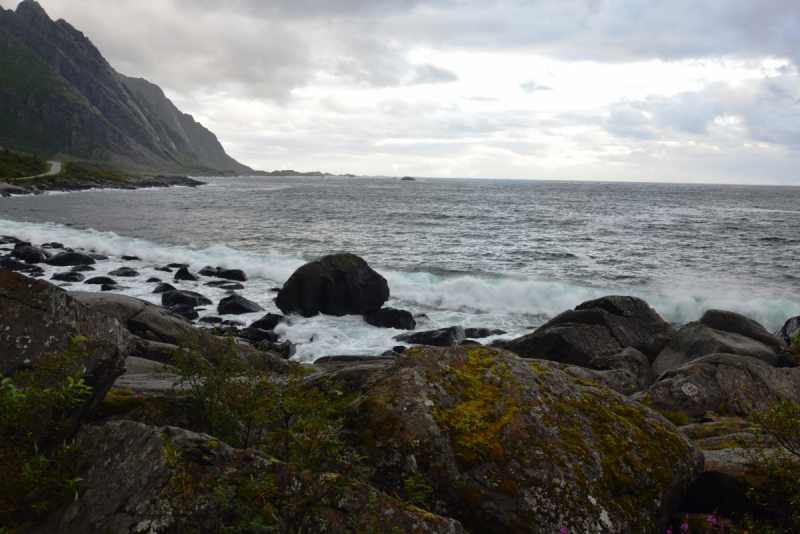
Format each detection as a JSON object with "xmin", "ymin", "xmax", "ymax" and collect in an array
[{"xmin": 0, "ymin": 174, "xmax": 205, "ymax": 197}]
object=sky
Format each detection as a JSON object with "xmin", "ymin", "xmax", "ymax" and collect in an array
[{"xmin": 27, "ymin": 0, "xmax": 800, "ymax": 184}]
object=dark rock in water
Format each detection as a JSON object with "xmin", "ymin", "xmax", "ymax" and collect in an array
[
  {"xmin": 221, "ymin": 319, "xmax": 245, "ymax": 327},
  {"xmin": 199, "ymin": 316, "xmax": 223, "ymax": 324},
  {"xmin": 71, "ymin": 264, "xmax": 96, "ymax": 272},
  {"xmin": 217, "ymin": 294, "xmax": 264, "ymax": 315},
  {"xmin": 121, "ymin": 255, "xmax": 141, "ymax": 261},
  {"xmin": 400, "ymin": 176, "xmax": 415, "ymax": 181},
  {"xmin": 204, "ymin": 280, "xmax": 244, "ymax": 290},
  {"xmin": 168, "ymin": 304, "xmax": 199, "ymax": 321},
  {"xmin": 162, "ymin": 290, "xmax": 212, "ymax": 308},
  {"xmin": 51, "ymin": 271, "xmax": 85, "ymax": 283},
  {"xmin": 393, "ymin": 326, "xmax": 465, "ymax": 347},
  {"xmin": 174, "ymin": 266, "xmax": 199, "ymax": 281},
  {"xmin": 700, "ymin": 309, "xmax": 787, "ymax": 353},
  {"xmin": 11, "ymin": 245, "xmax": 51, "ymax": 264},
  {"xmin": 41, "ymin": 242, "xmax": 64, "ymax": 249},
  {"xmin": 0, "ymin": 235, "xmax": 22, "ymax": 244},
  {"xmin": 464, "ymin": 327, "xmax": 506, "ymax": 338},
  {"xmin": 633, "ymin": 354, "xmax": 800, "ymax": 417},
  {"xmin": 28, "ymin": 267, "xmax": 45, "ymax": 277},
  {"xmin": 154, "ymin": 266, "xmax": 173, "ymax": 272},
  {"xmin": 153, "ymin": 282, "xmax": 177, "ymax": 294},
  {"xmin": 589, "ymin": 347, "xmax": 655, "ymax": 393},
  {"xmin": 488, "ymin": 338, "xmax": 508, "ymax": 348},
  {"xmin": 89, "ymin": 253, "xmax": 109, "ymax": 260},
  {"xmin": 45, "ymin": 251, "xmax": 96, "ymax": 266},
  {"xmin": 392, "ymin": 345, "xmax": 407, "ymax": 354},
  {"xmin": 84, "ymin": 276, "xmax": 118, "ymax": 285},
  {"xmin": 108, "ymin": 267, "xmax": 139, "ymax": 277},
  {"xmin": 343, "ymin": 346, "xmax": 703, "ymax": 534},
  {"xmin": 250, "ymin": 313, "xmax": 285, "ymax": 331},
  {"xmin": 216, "ymin": 268, "xmax": 248, "ymax": 282},
  {"xmin": 458, "ymin": 339, "xmax": 480, "ymax": 346},
  {"xmin": 363, "ymin": 307, "xmax": 416, "ymax": 330},
  {"xmin": 641, "ymin": 332, "xmax": 674, "ymax": 363},
  {"xmin": 239, "ymin": 327, "xmax": 279, "ymax": 344},
  {"xmin": 257, "ymin": 340, "xmax": 296, "ymax": 359},
  {"xmin": 198, "ymin": 265, "xmax": 219, "ymax": 276},
  {"xmin": 276, "ymin": 253, "xmax": 389, "ymax": 317},
  {"xmin": 0, "ymin": 256, "xmax": 38, "ymax": 272},
  {"xmin": 776, "ymin": 316, "xmax": 800, "ymax": 345},
  {"xmin": 504, "ymin": 323, "xmax": 622, "ymax": 367},
  {"xmin": 167, "ymin": 263, "xmax": 189, "ymax": 269},
  {"xmin": 381, "ymin": 350, "xmax": 400, "ymax": 356},
  {"xmin": 13, "ymin": 241, "xmax": 32, "ymax": 248},
  {"xmin": 101, "ymin": 284, "xmax": 125, "ymax": 291},
  {"xmin": 270, "ymin": 287, "xmax": 281, "ymax": 292},
  {"xmin": 652, "ymin": 321, "xmax": 777, "ymax": 377},
  {"xmin": 146, "ymin": 277, "xmax": 161, "ymax": 283}
]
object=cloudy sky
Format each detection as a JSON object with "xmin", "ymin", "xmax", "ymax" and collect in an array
[{"xmin": 30, "ymin": 0, "xmax": 800, "ymax": 183}]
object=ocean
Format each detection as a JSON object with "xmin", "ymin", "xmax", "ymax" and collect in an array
[{"xmin": 1, "ymin": 176, "xmax": 799, "ymax": 362}]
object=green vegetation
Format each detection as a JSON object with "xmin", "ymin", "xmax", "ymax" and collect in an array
[
  {"xmin": 0, "ymin": 148, "xmax": 48, "ymax": 179},
  {"xmin": 0, "ymin": 337, "xmax": 93, "ymax": 531},
  {"xmin": 56, "ymin": 162, "xmax": 126, "ymax": 182}
]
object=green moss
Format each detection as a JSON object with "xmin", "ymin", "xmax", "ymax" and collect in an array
[{"xmin": 654, "ymin": 409, "xmax": 690, "ymax": 427}]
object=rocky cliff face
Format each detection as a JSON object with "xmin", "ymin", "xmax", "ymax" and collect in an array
[{"xmin": 0, "ymin": 0, "xmax": 251, "ymax": 174}]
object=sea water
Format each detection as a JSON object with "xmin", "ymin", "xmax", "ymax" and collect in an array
[{"xmin": 1, "ymin": 176, "xmax": 798, "ymax": 362}]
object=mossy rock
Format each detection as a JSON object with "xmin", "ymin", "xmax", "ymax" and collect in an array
[{"xmin": 343, "ymin": 346, "xmax": 704, "ymax": 534}]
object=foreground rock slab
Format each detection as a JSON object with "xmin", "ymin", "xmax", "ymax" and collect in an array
[{"xmin": 343, "ymin": 346, "xmax": 703, "ymax": 534}]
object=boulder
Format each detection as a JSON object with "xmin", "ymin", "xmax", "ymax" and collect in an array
[
  {"xmin": 464, "ymin": 328, "xmax": 506, "ymax": 338},
  {"xmin": 29, "ymin": 421, "xmax": 467, "ymax": 534},
  {"xmin": 198, "ymin": 265, "xmax": 219, "ymax": 276},
  {"xmin": 121, "ymin": 255, "xmax": 141, "ymax": 261},
  {"xmin": 153, "ymin": 282, "xmax": 177, "ymax": 294},
  {"xmin": 276, "ymin": 253, "xmax": 389, "ymax": 317},
  {"xmin": 257, "ymin": 340, "xmax": 296, "ymax": 359},
  {"xmin": 70, "ymin": 265, "xmax": 95, "ymax": 272},
  {"xmin": 168, "ymin": 304, "xmax": 200, "ymax": 321},
  {"xmin": 0, "ymin": 270, "xmax": 129, "ymax": 439},
  {"xmin": 393, "ymin": 326, "xmax": 466, "ymax": 347},
  {"xmin": 41, "ymin": 242, "xmax": 65, "ymax": 249},
  {"xmin": 130, "ymin": 339, "xmax": 182, "ymax": 365},
  {"xmin": 363, "ymin": 307, "xmax": 416, "ymax": 330},
  {"xmin": 777, "ymin": 316, "xmax": 800, "ymax": 345},
  {"xmin": 306, "ymin": 355, "xmax": 396, "ymax": 395},
  {"xmin": 0, "ymin": 257, "xmax": 38, "ymax": 272},
  {"xmin": 652, "ymin": 322, "xmax": 778, "ymax": 377},
  {"xmin": 250, "ymin": 313, "xmax": 285, "ymax": 330},
  {"xmin": 101, "ymin": 284, "xmax": 125, "ymax": 292},
  {"xmin": 504, "ymin": 323, "xmax": 623, "ymax": 367},
  {"xmin": 154, "ymin": 266, "xmax": 173, "ymax": 273},
  {"xmin": 89, "ymin": 253, "xmax": 109, "ymax": 260},
  {"xmin": 199, "ymin": 316, "xmax": 223, "ymax": 324},
  {"xmin": 45, "ymin": 251, "xmax": 96, "ymax": 266},
  {"xmin": 634, "ymin": 354, "xmax": 800, "ymax": 417},
  {"xmin": 239, "ymin": 327, "xmax": 279, "ymax": 344},
  {"xmin": 108, "ymin": 267, "xmax": 140, "ymax": 277},
  {"xmin": 561, "ymin": 364, "xmax": 645, "ymax": 396},
  {"xmin": 146, "ymin": 277, "xmax": 161, "ymax": 283},
  {"xmin": 700, "ymin": 309, "xmax": 787, "ymax": 353},
  {"xmin": 343, "ymin": 346, "xmax": 704, "ymax": 534},
  {"xmin": 11, "ymin": 245, "xmax": 51, "ymax": 264},
  {"xmin": 51, "ymin": 271, "xmax": 86, "ymax": 283},
  {"xmin": 174, "ymin": 266, "xmax": 199, "ymax": 281},
  {"xmin": 216, "ymin": 268, "xmax": 248, "ymax": 282},
  {"xmin": 217, "ymin": 294, "xmax": 264, "ymax": 315},
  {"xmin": 162, "ymin": 290, "xmax": 212, "ymax": 308},
  {"xmin": 167, "ymin": 263, "xmax": 189, "ymax": 269},
  {"xmin": 204, "ymin": 280, "xmax": 244, "ymax": 290},
  {"xmin": 589, "ymin": 347, "xmax": 656, "ymax": 392},
  {"xmin": 84, "ymin": 276, "xmax": 118, "ymax": 285}
]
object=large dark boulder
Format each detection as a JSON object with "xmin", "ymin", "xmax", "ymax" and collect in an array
[
  {"xmin": 589, "ymin": 347, "xmax": 656, "ymax": 392},
  {"xmin": 504, "ymin": 296, "xmax": 673, "ymax": 367},
  {"xmin": 276, "ymin": 253, "xmax": 389, "ymax": 317},
  {"xmin": 161, "ymin": 290, "xmax": 212, "ymax": 308},
  {"xmin": 108, "ymin": 267, "xmax": 140, "ymax": 277},
  {"xmin": 51, "ymin": 271, "xmax": 85, "ymax": 283},
  {"xmin": 634, "ymin": 354, "xmax": 800, "ymax": 418},
  {"xmin": 11, "ymin": 245, "xmax": 51, "ymax": 264},
  {"xmin": 153, "ymin": 282, "xmax": 177, "ymax": 294},
  {"xmin": 699, "ymin": 309, "xmax": 787, "ymax": 353},
  {"xmin": 217, "ymin": 294, "xmax": 264, "ymax": 315},
  {"xmin": 0, "ymin": 270, "xmax": 129, "ymax": 440},
  {"xmin": 343, "ymin": 346, "xmax": 703, "ymax": 534},
  {"xmin": 464, "ymin": 328, "xmax": 506, "ymax": 338},
  {"xmin": 217, "ymin": 268, "xmax": 247, "ymax": 282},
  {"xmin": 393, "ymin": 326, "xmax": 465, "ymax": 347},
  {"xmin": 45, "ymin": 251, "xmax": 96, "ymax": 266},
  {"xmin": 174, "ymin": 266, "xmax": 199, "ymax": 281},
  {"xmin": 250, "ymin": 313, "xmax": 285, "ymax": 331},
  {"xmin": 71, "ymin": 265, "xmax": 96, "ymax": 272},
  {"xmin": 0, "ymin": 256, "xmax": 39, "ymax": 272},
  {"xmin": 652, "ymin": 322, "xmax": 777, "ymax": 377},
  {"xmin": 28, "ymin": 421, "xmax": 467, "ymax": 534},
  {"xmin": 777, "ymin": 316, "xmax": 800, "ymax": 344},
  {"xmin": 84, "ymin": 276, "xmax": 118, "ymax": 285},
  {"xmin": 363, "ymin": 307, "xmax": 416, "ymax": 330}
]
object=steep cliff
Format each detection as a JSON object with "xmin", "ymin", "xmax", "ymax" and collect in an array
[{"xmin": 0, "ymin": 0, "xmax": 251, "ymax": 174}]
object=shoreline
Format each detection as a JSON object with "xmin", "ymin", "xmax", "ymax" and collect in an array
[{"xmin": 0, "ymin": 174, "xmax": 206, "ymax": 196}]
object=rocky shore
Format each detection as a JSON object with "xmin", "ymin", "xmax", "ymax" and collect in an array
[
  {"xmin": 0, "ymin": 174, "xmax": 205, "ymax": 196},
  {"xmin": 1, "ymin": 243, "xmax": 798, "ymax": 533}
]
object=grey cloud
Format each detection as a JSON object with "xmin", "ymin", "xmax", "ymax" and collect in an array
[
  {"xmin": 604, "ymin": 104, "xmax": 654, "ymax": 139},
  {"xmin": 520, "ymin": 80, "xmax": 552, "ymax": 93},
  {"xmin": 407, "ymin": 64, "xmax": 459, "ymax": 85}
]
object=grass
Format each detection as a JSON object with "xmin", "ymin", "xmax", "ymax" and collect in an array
[{"xmin": 0, "ymin": 150, "xmax": 48, "ymax": 179}]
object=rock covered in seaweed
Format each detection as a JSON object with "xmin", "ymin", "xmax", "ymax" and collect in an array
[{"xmin": 342, "ymin": 345, "xmax": 703, "ymax": 534}]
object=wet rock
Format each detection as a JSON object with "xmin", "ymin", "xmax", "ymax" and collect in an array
[
  {"xmin": 0, "ymin": 235, "xmax": 23, "ymax": 244},
  {"xmin": 162, "ymin": 290, "xmax": 212, "ymax": 308},
  {"xmin": 393, "ymin": 326, "xmax": 466, "ymax": 347},
  {"xmin": 250, "ymin": 313, "xmax": 285, "ymax": 330},
  {"xmin": 71, "ymin": 264, "xmax": 96, "ymax": 272},
  {"xmin": 363, "ymin": 307, "xmax": 416, "ymax": 330},
  {"xmin": 217, "ymin": 294, "xmax": 264, "ymax": 315},
  {"xmin": 634, "ymin": 354, "xmax": 800, "ymax": 417},
  {"xmin": 89, "ymin": 253, "xmax": 109, "ymax": 260},
  {"xmin": 51, "ymin": 271, "xmax": 86, "ymax": 283},
  {"xmin": 28, "ymin": 266, "xmax": 45, "ymax": 277},
  {"xmin": 154, "ymin": 266, "xmax": 173, "ymax": 273},
  {"xmin": 101, "ymin": 284, "xmax": 126, "ymax": 291},
  {"xmin": 167, "ymin": 263, "xmax": 189, "ymax": 269},
  {"xmin": 216, "ymin": 268, "xmax": 248, "ymax": 282},
  {"xmin": 0, "ymin": 257, "xmax": 38, "ymax": 272},
  {"xmin": 204, "ymin": 280, "xmax": 244, "ymax": 290},
  {"xmin": 121, "ymin": 255, "xmax": 141, "ymax": 261},
  {"xmin": 382, "ymin": 349, "xmax": 400, "ymax": 356},
  {"xmin": 776, "ymin": 316, "xmax": 800, "ymax": 345},
  {"xmin": 11, "ymin": 245, "xmax": 51, "ymax": 264},
  {"xmin": 306, "ymin": 356, "xmax": 395, "ymax": 395},
  {"xmin": 199, "ymin": 316, "xmax": 223, "ymax": 324},
  {"xmin": 174, "ymin": 266, "xmax": 199, "ymax": 281},
  {"xmin": 153, "ymin": 282, "xmax": 177, "ymax": 294},
  {"xmin": 84, "ymin": 276, "xmax": 118, "ymax": 285},
  {"xmin": 239, "ymin": 327, "xmax": 279, "ymax": 344},
  {"xmin": 198, "ymin": 265, "xmax": 219, "ymax": 276},
  {"xmin": 700, "ymin": 309, "xmax": 787, "ymax": 353},
  {"xmin": 464, "ymin": 328, "xmax": 506, "ymax": 338},
  {"xmin": 276, "ymin": 253, "xmax": 389, "ymax": 317},
  {"xmin": 146, "ymin": 277, "xmax": 161, "ymax": 283},
  {"xmin": 108, "ymin": 267, "xmax": 140, "ymax": 277},
  {"xmin": 130, "ymin": 339, "xmax": 182, "ymax": 365},
  {"xmin": 458, "ymin": 339, "xmax": 480, "ymax": 346},
  {"xmin": 45, "ymin": 251, "xmax": 96, "ymax": 266},
  {"xmin": 504, "ymin": 322, "xmax": 622, "ymax": 367},
  {"xmin": 168, "ymin": 304, "xmax": 199, "ymax": 321},
  {"xmin": 393, "ymin": 345, "xmax": 407, "ymax": 353},
  {"xmin": 589, "ymin": 347, "xmax": 656, "ymax": 392},
  {"xmin": 343, "ymin": 346, "xmax": 704, "ymax": 534},
  {"xmin": 41, "ymin": 242, "xmax": 65, "ymax": 249},
  {"xmin": 652, "ymin": 322, "xmax": 778, "ymax": 377},
  {"xmin": 257, "ymin": 340, "xmax": 296, "ymax": 359},
  {"xmin": 488, "ymin": 339, "xmax": 508, "ymax": 348}
]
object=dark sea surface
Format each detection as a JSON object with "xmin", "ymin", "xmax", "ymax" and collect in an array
[{"xmin": 1, "ymin": 176, "xmax": 798, "ymax": 361}]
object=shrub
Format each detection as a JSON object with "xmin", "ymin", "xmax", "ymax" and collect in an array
[{"xmin": 0, "ymin": 336, "xmax": 93, "ymax": 531}]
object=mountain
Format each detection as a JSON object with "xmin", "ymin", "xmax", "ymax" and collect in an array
[{"xmin": 0, "ymin": 0, "xmax": 252, "ymax": 174}]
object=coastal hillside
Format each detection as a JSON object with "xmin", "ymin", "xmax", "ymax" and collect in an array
[{"xmin": 0, "ymin": 0, "xmax": 252, "ymax": 174}]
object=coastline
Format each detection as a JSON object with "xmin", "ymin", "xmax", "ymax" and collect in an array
[{"xmin": 0, "ymin": 174, "xmax": 206, "ymax": 196}]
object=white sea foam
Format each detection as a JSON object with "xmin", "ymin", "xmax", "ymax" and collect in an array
[{"xmin": 1, "ymin": 218, "xmax": 797, "ymax": 362}]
